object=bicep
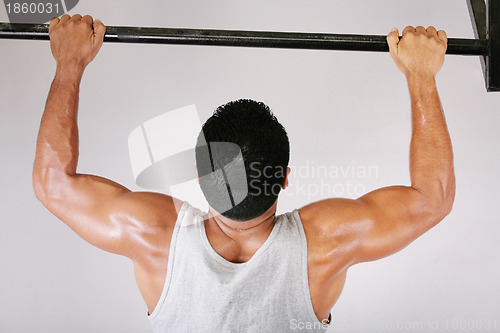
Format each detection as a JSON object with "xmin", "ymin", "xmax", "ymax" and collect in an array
[
  {"xmin": 303, "ymin": 185, "xmax": 435, "ymax": 266},
  {"xmin": 39, "ymin": 173, "xmax": 179, "ymax": 257},
  {"xmin": 354, "ymin": 185, "xmax": 430, "ymax": 263}
]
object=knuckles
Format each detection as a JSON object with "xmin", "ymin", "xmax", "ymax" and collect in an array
[
  {"xmin": 50, "ymin": 18, "xmax": 93, "ymax": 36},
  {"xmin": 50, "ymin": 14, "xmax": 94, "ymax": 30}
]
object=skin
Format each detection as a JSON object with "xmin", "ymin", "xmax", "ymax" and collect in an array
[{"xmin": 33, "ymin": 16, "xmax": 455, "ymax": 322}]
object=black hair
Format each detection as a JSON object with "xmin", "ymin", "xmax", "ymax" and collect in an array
[{"xmin": 195, "ymin": 99, "xmax": 290, "ymax": 221}]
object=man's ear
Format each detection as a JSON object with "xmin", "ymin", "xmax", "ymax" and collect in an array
[{"xmin": 282, "ymin": 167, "xmax": 291, "ymax": 189}]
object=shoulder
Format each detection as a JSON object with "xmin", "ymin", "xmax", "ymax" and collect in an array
[
  {"xmin": 118, "ymin": 191, "xmax": 184, "ymax": 228},
  {"xmin": 297, "ymin": 198, "xmax": 371, "ymax": 256},
  {"xmin": 299, "ymin": 198, "xmax": 370, "ymax": 235},
  {"xmin": 118, "ymin": 192, "xmax": 185, "ymax": 262}
]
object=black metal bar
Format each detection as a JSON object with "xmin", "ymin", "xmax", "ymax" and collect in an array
[
  {"xmin": 486, "ymin": 0, "xmax": 500, "ymax": 91},
  {"xmin": 0, "ymin": 23, "xmax": 487, "ymax": 56},
  {"xmin": 467, "ymin": 0, "xmax": 487, "ymax": 82},
  {"xmin": 467, "ymin": 0, "xmax": 487, "ymax": 40}
]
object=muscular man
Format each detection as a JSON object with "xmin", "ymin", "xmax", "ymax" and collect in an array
[{"xmin": 33, "ymin": 14, "xmax": 455, "ymax": 332}]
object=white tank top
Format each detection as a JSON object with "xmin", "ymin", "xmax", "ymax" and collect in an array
[{"xmin": 148, "ymin": 201, "xmax": 330, "ymax": 332}]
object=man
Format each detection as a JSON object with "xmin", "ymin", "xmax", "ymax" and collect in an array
[{"xmin": 33, "ymin": 14, "xmax": 455, "ymax": 332}]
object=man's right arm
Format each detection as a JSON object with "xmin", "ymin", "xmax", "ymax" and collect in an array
[{"xmin": 300, "ymin": 26, "xmax": 455, "ymax": 264}]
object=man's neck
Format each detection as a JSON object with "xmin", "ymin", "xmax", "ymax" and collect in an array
[{"xmin": 204, "ymin": 204, "xmax": 278, "ymax": 263}]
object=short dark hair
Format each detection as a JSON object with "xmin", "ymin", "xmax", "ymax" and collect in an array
[{"xmin": 195, "ymin": 99, "xmax": 290, "ymax": 221}]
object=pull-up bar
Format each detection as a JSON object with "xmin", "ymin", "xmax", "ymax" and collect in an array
[
  {"xmin": 0, "ymin": 0, "xmax": 498, "ymax": 91},
  {"xmin": 0, "ymin": 23, "xmax": 487, "ymax": 56}
]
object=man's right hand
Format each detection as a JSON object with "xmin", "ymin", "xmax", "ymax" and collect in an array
[
  {"xmin": 387, "ymin": 26, "xmax": 447, "ymax": 80},
  {"xmin": 49, "ymin": 14, "xmax": 106, "ymax": 73}
]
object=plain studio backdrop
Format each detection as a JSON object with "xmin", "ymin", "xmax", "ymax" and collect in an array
[{"xmin": 1, "ymin": 1, "xmax": 499, "ymax": 332}]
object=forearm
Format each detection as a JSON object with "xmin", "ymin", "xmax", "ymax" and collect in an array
[
  {"xmin": 33, "ymin": 66, "xmax": 84, "ymax": 197},
  {"xmin": 407, "ymin": 75, "xmax": 455, "ymax": 212}
]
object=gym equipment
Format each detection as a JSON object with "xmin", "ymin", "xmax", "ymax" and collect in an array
[{"xmin": 0, "ymin": 0, "xmax": 498, "ymax": 91}]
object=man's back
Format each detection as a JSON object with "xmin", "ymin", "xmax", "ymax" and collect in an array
[
  {"xmin": 149, "ymin": 202, "xmax": 329, "ymax": 332},
  {"xmin": 33, "ymin": 15, "xmax": 454, "ymax": 331}
]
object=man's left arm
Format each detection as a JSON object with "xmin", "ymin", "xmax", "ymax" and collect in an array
[{"xmin": 33, "ymin": 15, "xmax": 180, "ymax": 259}]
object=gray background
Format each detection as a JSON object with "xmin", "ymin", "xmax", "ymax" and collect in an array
[{"xmin": 1, "ymin": 0, "xmax": 500, "ymax": 332}]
